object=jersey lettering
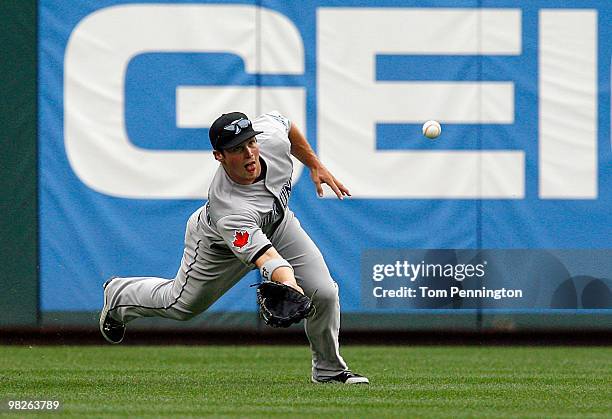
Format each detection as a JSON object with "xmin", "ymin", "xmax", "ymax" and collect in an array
[{"xmin": 277, "ymin": 180, "xmax": 292, "ymax": 210}]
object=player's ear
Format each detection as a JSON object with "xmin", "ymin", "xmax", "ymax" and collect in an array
[{"xmin": 213, "ymin": 150, "xmax": 224, "ymax": 162}]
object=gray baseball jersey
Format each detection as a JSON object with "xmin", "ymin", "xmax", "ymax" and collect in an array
[{"xmin": 104, "ymin": 111, "xmax": 348, "ymax": 379}]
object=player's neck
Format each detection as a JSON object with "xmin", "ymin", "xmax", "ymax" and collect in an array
[{"xmin": 254, "ymin": 158, "xmax": 267, "ymax": 183}]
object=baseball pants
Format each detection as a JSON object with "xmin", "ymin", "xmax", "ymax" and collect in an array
[{"xmin": 104, "ymin": 207, "xmax": 348, "ymax": 379}]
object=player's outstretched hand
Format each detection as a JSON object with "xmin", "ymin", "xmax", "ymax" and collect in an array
[{"xmin": 310, "ymin": 164, "xmax": 351, "ymax": 200}]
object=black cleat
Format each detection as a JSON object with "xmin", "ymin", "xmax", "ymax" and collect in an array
[
  {"xmin": 311, "ymin": 370, "xmax": 369, "ymax": 384},
  {"xmin": 99, "ymin": 278, "xmax": 125, "ymax": 344}
]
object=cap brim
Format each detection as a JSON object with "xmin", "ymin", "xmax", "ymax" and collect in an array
[{"xmin": 217, "ymin": 130, "xmax": 263, "ymax": 150}]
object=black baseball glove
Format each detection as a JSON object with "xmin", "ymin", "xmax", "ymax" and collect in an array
[{"xmin": 255, "ymin": 281, "xmax": 314, "ymax": 328}]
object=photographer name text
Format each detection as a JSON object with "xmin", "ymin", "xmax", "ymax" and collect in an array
[{"xmin": 370, "ymin": 260, "xmax": 523, "ymax": 300}]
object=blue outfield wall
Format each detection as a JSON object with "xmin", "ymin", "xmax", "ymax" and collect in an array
[{"xmin": 38, "ymin": 0, "xmax": 611, "ymax": 329}]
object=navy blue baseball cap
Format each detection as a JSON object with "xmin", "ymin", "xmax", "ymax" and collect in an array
[{"xmin": 209, "ymin": 112, "xmax": 263, "ymax": 150}]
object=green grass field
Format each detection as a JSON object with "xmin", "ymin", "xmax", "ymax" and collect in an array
[{"xmin": 1, "ymin": 345, "xmax": 611, "ymax": 418}]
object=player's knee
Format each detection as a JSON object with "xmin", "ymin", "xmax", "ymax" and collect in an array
[
  {"xmin": 172, "ymin": 309, "xmax": 198, "ymax": 321},
  {"xmin": 312, "ymin": 283, "xmax": 339, "ymax": 308},
  {"xmin": 170, "ymin": 299, "xmax": 209, "ymax": 321}
]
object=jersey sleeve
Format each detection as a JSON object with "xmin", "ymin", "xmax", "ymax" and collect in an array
[
  {"xmin": 216, "ymin": 214, "xmax": 272, "ymax": 265},
  {"xmin": 265, "ymin": 110, "xmax": 291, "ymax": 135}
]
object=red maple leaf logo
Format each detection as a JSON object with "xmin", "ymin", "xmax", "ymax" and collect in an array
[{"xmin": 232, "ymin": 230, "xmax": 249, "ymax": 249}]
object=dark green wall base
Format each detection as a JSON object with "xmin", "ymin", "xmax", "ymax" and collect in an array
[
  {"xmin": 0, "ymin": 0, "xmax": 38, "ymax": 326},
  {"xmin": 37, "ymin": 312, "xmax": 612, "ymax": 332}
]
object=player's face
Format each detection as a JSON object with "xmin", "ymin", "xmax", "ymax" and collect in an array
[{"xmin": 215, "ymin": 137, "xmax": 261, "ymax": 184}]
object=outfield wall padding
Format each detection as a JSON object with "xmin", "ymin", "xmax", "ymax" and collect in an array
[{"xmin": 2, "ymin": 0, "xmax": 612, "ymax": 332}]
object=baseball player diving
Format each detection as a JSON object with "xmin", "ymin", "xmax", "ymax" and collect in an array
[{"xmin": 100, "ymin": 111, "xmax": 369, "ymax": 384}]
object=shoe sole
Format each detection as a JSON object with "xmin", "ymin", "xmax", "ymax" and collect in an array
[
  {"xmin": 311, "ymin": 376, "xmax": 370, "ymax": 384},
  {"xmin": 99, "ymin": 278, "xmax": 123, "ymax": 344}
]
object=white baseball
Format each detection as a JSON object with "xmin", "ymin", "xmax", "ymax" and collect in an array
[{"xmin": 422, "ymin": 120, "xmax": 442, "ymax": 139}]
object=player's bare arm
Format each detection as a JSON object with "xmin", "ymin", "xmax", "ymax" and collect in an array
[
  {"xmin": 288, "ymin": 123, "xmax": 351, "ymax": 200},
  {"xmin": 254, "ymin": 246, "xmax": 304, "ymax": 295}
]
